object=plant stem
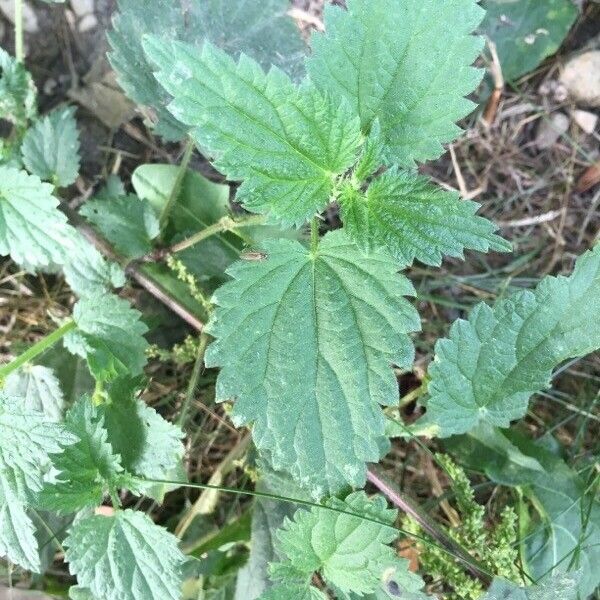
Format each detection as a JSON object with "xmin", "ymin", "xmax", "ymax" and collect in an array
[
  {"xmin": 0, "ymin": 320, "xmax": 76, "ymax": 381},
  {"xmin": 14, "ymin": 0, "xmax": 24, "ymax": 62},
  {"xmin": 159, "ymin": 138, "xmax": 195, "ymax": 233},
  {"xmin": 310, "ymin": 217, "xmax": 319, "ymax": 253},
  {"xmin": 167, "ymin": 214, "xmax": 266, "ymax": 255},
  {"xmin": 63, "ymin": 205, "xmax": 206, "ymax": 332},
  {"xmin": 177, "ymin": 432, "xmax": 251, "ymax": 541},
  {"xmin": 178, "ymin": 331, "xmax": 210, "ymax": 427},
  {"xmin": 109, "ymin": 488, "xmax": 122, "ymax": 510},
  {"xmin": 366, "ymin": 465, "xmax": 493, "ymax": 586}
]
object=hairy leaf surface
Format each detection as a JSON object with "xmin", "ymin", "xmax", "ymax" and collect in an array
[
  {"xmin": 101, "ymin": 383, "xmax": 185, "ymax": 501},
  {"xmin": 259, "ymin": 585, "xmax": 327, "ymax": 600},
  {"xmin": 206, "ymin": 230, "xmax": 419, "ymax": 494},
  {"xmin": 482, "ymin": 573, "xmax": 579, "ymax": 599},
  {"xmin": 144, "ymin": 38, "xmax": 362, "ymax": 226},
  {"xmin": 21, "ymin": 106, "xmax": 81, "ymax": 187},
  {"xmin": 340, "ymin": 169, "xmax": 509, "ymax": 266},
  {"xmin": 0, "ymin": 393, "xmax": 74, "ymax": 499},
  {"xmin": 480, "ymin": 0, "xmax": 577, "ymax": 82},
  {"xmin": 65, "ymin": 294, "xmax": 149, "ymax": 381},
  {"xmin": 272, "ymin": 491, "xmax": 423, "ymax": 596},
  {"xmin": 0, "ymin": 48, "xmax": 36, "ymax": 126},
  {"xmin": 423, "ymin": 244, "xmax": 600, "ymax": 436},
  {"xmin": 65, "ymin": 510, "xmax": 186, "ymax": 600},
  {"xmin": 0, "ymin": 166, "xmax": 70, "ymax": 270},
  {"xmin": 307, "ymin": 0, "xmax": 484, "ymax": 166},
  {"xmin": 40, "ymin": 398, "xmax": 123, "ymax": 513},
  {"xmin": 0, "ymin": 479, "xmax": 40, "ymax": 572},
  {"xmin": 235, "ymin": 469, "xmax": 307, "ymax": 600},
  {"xmin": 108, "ymin": 0, "xmax": 305, "ymax": 140},
  {"xmin": 80, "ymin": 194, "xmax": 159, "ymax": 259},
  {"xmin": 0, "ymin": 395, "xmax": 73, "ymax": 572},
  {"xmin": 62, "ymin": 230, "xmax": 126, "ymax": 297},
  {"xmin": 4, "ymin": 365, "xmax": 65, "ymax": 421}
]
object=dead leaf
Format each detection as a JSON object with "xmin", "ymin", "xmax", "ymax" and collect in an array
[
  {"xmin": 68, "ymin": 60, "xmax": 135, "ymax": 129},
  {"xmin": 398, "ymin": 539, "xmax": 420, "ymax": 573},
  {"xmin": 576, "ymin": 161, "xmax": 600, "ymax": 194}
]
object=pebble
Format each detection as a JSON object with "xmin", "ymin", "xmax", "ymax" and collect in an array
[
  {"xmin": 560, "ymin": 51, "xmax": 600, "ymax": 108},
  {"xmin": 572, "ymin": 109, "xmax": 598, "ymax": 135},
  {"xmin": 535, "ymin": 112, "xmax": 570, "ymax": 150},
  {"xmin": 70, "ymin": 0, "xmax": 94, "ymax": 17},
  {"xmin": 78, "ymin": 13, "xmax": 98, "ymax": 32},
  {"xmin": 0, "ymin": 0, "xmax": 38, "ymax": 32}
]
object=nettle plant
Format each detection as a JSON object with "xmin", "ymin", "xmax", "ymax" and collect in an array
[{"xmin": 0, "ymin": 0, "xmax": 599, "ymax": 599}]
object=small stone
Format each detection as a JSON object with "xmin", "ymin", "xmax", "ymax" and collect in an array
[
  {"xmin": 78, "ymin": 13, "xmax": 98, "ymax": 32},
  {"xmin": 535, "ymin": 112, "xmax": 570, "ymax": 150},
  {"xmin": 572, "ymin": 109, "xmax": 598, "ymax": 135},
  {"xmin": 0, "ymin": 0, "xmax": 39, "ymax": 32},
  {"xmin": 560, "ymin": 51, "xmax": 600, "ymax": 108},
  {"xmin": 70, "ymin": 0, "xmax": 94, "ymax": 17},
  {"xmin": 43, "ymin": 78, "xmax": 57, "ymax": 96},
  {"xmin": 554, "ymin": 83, "xmax": 568, "ymax": 103}
]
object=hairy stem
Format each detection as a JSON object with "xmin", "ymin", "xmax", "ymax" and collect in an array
[
  {"xmin": 14, "ymin": 0, "xmax": 23, "ymax": 62},
  {"xmin": 366, "ymin": 465, "xmax": 493, "ymax": 586},
  {"xmin": 0, "ymin": 320, "xmax": 76, "ymax": 381},
  {"xmin": 167, "ymin": 214, "xmax": 266, "ymax": 255},
  {"xmin": 159, "ymin": 138, "xmax": 195, "ymax": 233},
  {"xmin": 178, "ymin": 331, "xmax": 210, "ymax": 427},
  {"xmin": 177, "ymin": 432, "xmax": 252, "ymax": 541},
  {"xmin": 310, "ymin": 216, "xmax": 320, "ymax": 253},
  {"xmin": 65, "ymin": 205, "xmax": 205, "ymax": 332}
]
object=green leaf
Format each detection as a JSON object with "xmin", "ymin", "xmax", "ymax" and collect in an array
[
  {"xmin": 62, "ymin": 230, "xmax": 126, "ymax": 298},
  {"xmin": 0, "ymin": 393, "xmax": 75, "ymax": 499},
  {"xmin": 519, "ymin": 445, "xmax": 599, "ymax": 598},
  {"xmin": 65, "ymin": 510, "xmax": 187, "ymax": 600},
  {"xmin": 21, "ymin": 105, "xmax": 81, "ymax": 187},
  {"xmin": 307, "ymin": 0, "xmax": 484, "ymax": 166},
  {"xmin": 446, "ymin": 428, "xmax": 600, "ymax": 598},
  {"xmin": 4, "ymin": 364, "xmax": 65, "ymax": 421},
  {"xmin": 272, "ymin": 491, "xmax": 423, "ymax": 596},
  {"xmin": 480, "ymin": 0, "xmax": 578, "ymax": 82},
  {"xmin": 80, "ymin": 193, "xmax": 160, "ymax": 259},
  {"xmin": 0, "ymin": 166, "xmax": 71, "ymax": 271},
  {"xmin": 108, "ymin": 0, "xmax": 305, "ymax": 140},
  {"xmin": 38, "ymin": 347, "xmax": 95, "ymax": 408},
  {"xmin": 0, "ymin": 394, "xmax": 74, "ymax": 572},
  {"xmin": 132, "ymin": 163, "xmax": 241, "ymax": 282},
  {"xmin": 69, "ymin": 588, "xmax": 97, "ymax": 600},
  {"xmin": 234, "ymin": 474, "xmax": 304, "ymax": 600},
  {"xmin": 65, "ymin": 294, "xmax": 149, "ymax": 381},
  {"xmin": 0, "ymin": 47, "xmax": 36, "ymax": 127},
  {"xmin": 206, "ymin": 230, "xmax": 419, "ymax": 494},
  {"xmin": 40, "ymin": 397, "xmax": 123, "ymax": 513},
  {"xmin": 101, "ymin": 380, "xmax": 184, "ymax": 501},
  {"xmin": 340, "ymin": 168, "xmax": 510, "ymax": 267},
  {"xmin": 259, "ymin": 585, "xmax": 327, "ymax": 600},
  {"xmin": 132, "ymin": 163, "xmax": 230, "ymax": 233},
  {"xmin": 422, "ymin": 244, "xmax": 600, "ymax": 436},
  {"xmin": 0, "ymin": 479, "xmax": 40, "ymax": 572},
  {"xmin": 144, "ymin": 38, "xmax": 362, "ymax": 227},
  {"xmin": 482, "ymin": 573, "xmax": 580, "ymax": 600}
]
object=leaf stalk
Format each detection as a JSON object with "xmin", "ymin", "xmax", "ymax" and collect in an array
[
  {"xmin": 159, "ymin": 138, "xmax": 195, "ymax": 233},
  {"xmin": 0, "ymin": 319, "xmax": 76, "ymax": 382},
  {"xmin": 166, "ymin": 214, "xmax": 266, "ymax": 255},
  {"xmin": 366, "ymin": 465, "xmax": 493, "ymax": 586},
  {"xmin": 177, "ymin": 330, "xmax": 210, "ymax": 428},
  {"xmin": 310, "ymin": 216, "xmax": 320, "ymax": 254},
  {"xmin": 14, "ymin": 0, "xmax": 24, "ymax": 62}
]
